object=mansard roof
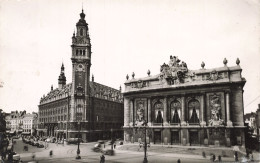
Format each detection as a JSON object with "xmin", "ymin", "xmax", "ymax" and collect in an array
[
  {"xmin": 89, "ymin": 81, "xmax": 123, "ymax": 103},
  {"xmin": 40, "ymin": 81, "xmax": 123, "ymax": 104},
  {"xmin": 40, "ymin": 83, "xmax": 72, "ymax": 104}
]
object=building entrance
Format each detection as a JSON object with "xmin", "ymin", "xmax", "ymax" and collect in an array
[
  {"xmin": 171, "ymin": 131, "xmax": 179, "ymax": 144},
  {"xmin": 189, "ymin": 131, "xmax": 199, "ymax": 145},
  {"xmin": 154, "ymin": 131, "xmax": 161, "ymax": 144}
]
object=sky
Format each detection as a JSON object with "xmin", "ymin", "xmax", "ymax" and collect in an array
[{"xmin": 0, "ymin": 0, "xmax": 260, "ymax": 114}]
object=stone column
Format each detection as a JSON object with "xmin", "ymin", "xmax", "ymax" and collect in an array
[
  {"xmin": 181, "ymin": 96, "xmax": 186, "ymax": 126},
  {"xmin": 129, "ymin": 99, "xmax": 133, "ymax": 126},
  {"xmin": 147, "ymin": 98, "xmax": 151, "ymax": 126},
  {"xmin": 124, "ymin": 97, "xmax": 130, "ymax": 127},
  {"xmin": 163, "ymin": 96, "xmax": 169, "ymax": 126},
  {"xmin": 226, "ymin": 92, "xmax": 233, "ymax": 126},
  {"xmin": 163, "ymin": 97, "xmax": 168, "ymax": 125},
  {"xmin": 200, "ymin": 94, "xmax": 206, "ymax": 126}
]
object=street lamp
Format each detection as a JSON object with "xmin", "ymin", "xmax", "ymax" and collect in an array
[
  {"xmin": 143, "ymin": 121, "xmax": 148, "ymax": 163},
  {"xmin": 111, "ymin": 128, "xmax": 113, "ymax": 150},
  {"xmin": 136, "ymin": 121, "xmax": 149, "ymax": 163},
  {"xmin": 76, "ymin": 121, "xmax": 81, "ymax": 159}
]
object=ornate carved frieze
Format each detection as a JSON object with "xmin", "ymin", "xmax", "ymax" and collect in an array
[
  {"xmin": 131, "ymin": 80, "xmax": 148, "ymax": 88},
  {"xmin": 186, "ymin": 96, "xmax": 201, "ymax": 103},
  {"xmin": 168, "ymin": 96, "xmax": 181, "ymax": 105},
  {"xmin": 206, "ymin": 70, "xmax": 223, "ymax": 81}
]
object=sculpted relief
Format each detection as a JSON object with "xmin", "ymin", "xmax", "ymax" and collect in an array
[
  {"xmin": 159, "ymin": 56, "xmax": 194, "ymax": 84},
  {"xmin": 135, "ymin": 101, "xmax": 145, "ymax": 126},
  {"xmin": 208, "ymin": 95, "xmax": 224, "ymax": 126}
]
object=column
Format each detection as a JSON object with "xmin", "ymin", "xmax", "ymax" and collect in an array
[
  {"xmin": 163, "ymin": 97, "xmax": 168, "ymax": 125},
  {"xmin": 226, "ymin": 92, "xmax": 233, "ymax": 126},
  {"xmin": 129, "ymin": 99, "xmax": 133, "ymax": 126},
  {"xmin": 200, "ymin": 94, "xmax": 206, "ymax": 126},
  {"xmin": 181, "ymin": 96, "xmax": 186, "ymax": 126},
  {"xmin": 124, "ymin": 97, "xmax": 130, "ymax": 127},
  {"xmin": 71, "ymin": 63, "xmax": 76, "ymax": 122},
  {"xmin": 147, "ymin": 98, "xmax": 151, "ymax": 126}
]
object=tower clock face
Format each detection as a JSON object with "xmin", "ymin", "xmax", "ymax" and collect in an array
[{"xmin": 76, "ymin": 64, "xmax": 85, "ymax": 72}]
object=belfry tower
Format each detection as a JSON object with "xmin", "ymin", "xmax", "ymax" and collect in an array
[
  {"xmin": 70, "ymin": 9, "xmax": 91, "ymax": 124},
  {"xmin": 58, "ymin": 63, "xmax": 66, "ymax": 89}
]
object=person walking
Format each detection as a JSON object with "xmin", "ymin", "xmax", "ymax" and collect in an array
[
  {"xmin": 234, "ymin": 151, "xmax": 238, "ymax": 162},
  {"xmin": 49, "ymin": 150, "xmax": 53, "ymax": 158},
  {"xmin": 100, "ymin": 154, "xmax": 105, "ymax": 163}
]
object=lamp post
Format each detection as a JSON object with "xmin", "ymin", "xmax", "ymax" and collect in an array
[
  {"xmin": 76, "ymin": 121, "xmax": 81, "ymax": 159},
  {"xmin": 143, "ymin": 121, "xmax": 148, "ymax": 163},
  {"xmin": 111, "ymin": 128, "xmax": 113, "ymax": 150}
]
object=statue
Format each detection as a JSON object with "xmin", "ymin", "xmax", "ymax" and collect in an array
[
  {"xmin": 208, "ymin": 95, "xmax": 224, "ymax": 126},
  {"xmin": 159, "ymin": 55, "xmax": 190, "ymax": 84},
  {"xmin": 136, "ymin": 103, "xmax": 145, "ymax": 126}
]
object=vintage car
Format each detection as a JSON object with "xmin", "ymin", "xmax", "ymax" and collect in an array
[
  {"xmin": 32, "ymin": 141, "xmax": 39, "ymax": 146},
  {"xmin": 102, "ymin": 149, "xmax": 115, "ymax": 156},
  {"xmin": 37, "ymin": 143, "xmax": 44, "ymax": 148}
]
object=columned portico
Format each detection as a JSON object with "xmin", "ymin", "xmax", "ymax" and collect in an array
[{"xmin": 123, "ymin": 56, "xmax": 246, "ymax": 147}]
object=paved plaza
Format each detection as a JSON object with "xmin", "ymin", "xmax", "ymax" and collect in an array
[{"xmin": 11, "ymin": 138, "xmax": 260, "ymax": 163}]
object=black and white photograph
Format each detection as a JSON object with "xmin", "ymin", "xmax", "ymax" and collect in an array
[{"xmin": 0, "ymin": 0, "xmax": 260, "ymax": 162}]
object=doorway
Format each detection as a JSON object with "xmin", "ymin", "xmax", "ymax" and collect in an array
[
  {"xmin": 154, "ymin": 131, "xmax": 161, "ymax": 144},
  {"xmin": 189, "ymin": 131, "xmax": 199, "ymax": 145},
  {"xmin": 171, "ymin": 131, "xmax": 180, "ymax": 144}
]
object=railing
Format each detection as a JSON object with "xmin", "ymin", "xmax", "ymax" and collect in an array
[{"xmin": 152, "ymin": 123, "xmax": 163, "ymax": 126}]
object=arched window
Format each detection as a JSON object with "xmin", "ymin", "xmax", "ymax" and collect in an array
[
  {"xmin": 83, "ymin": 50, "xmax": 85, "ymax": 56},
  {"xmin": 170, "ymin": 100, "xmax": 181, "ymax": 123},
  {"xmin": 154, "ymin": 102, "xmax": 163, "ymax": 123},
  {"xmin": 188, "ymin": 99, "xmax": 200, "ymax": 124},
  {"xmin": 80, "ymin": 28, "xmax": 84, "ymax": 36}
]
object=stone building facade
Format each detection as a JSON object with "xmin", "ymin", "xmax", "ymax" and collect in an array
[
  {"xmin": 123, "ymin": 56, "xmax": 246, "ymax": 147},
  {"xmin": 37, "ymin": 10, "xmax": 124, "ymax": 142}
]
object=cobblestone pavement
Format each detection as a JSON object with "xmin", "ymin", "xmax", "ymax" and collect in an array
[{"xmin": 12, "ymin": 139, "xmax": 260, "ymax": 163}]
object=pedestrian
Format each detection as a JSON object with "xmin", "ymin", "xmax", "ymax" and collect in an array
[
  {"xmin": 212, "ymin": 154, "xmax": 215, "ymax": 162},
  {"xmin": 177, "ymin": 159, "xmax": 181, "ymax": 163},
  {"xmin": 114, "ymin": 144, "xmax": 116, "ymax": 149},
  {"xmin": 32, "ymin": 152, "xmax": 35, "ymax": 160},
  {"xmin": 100, "ymin": 154, "xmax": 105, "ymax": 163},
  {"xmin": 49, "ymin": 150, "xmax": 53, "ymax": 157},
  {"xmin": 218, "ymin": 155, "xmax": 221, "ymax": 162},
  {"xmin": 234, "ymin": 151, "xmax": 238, "ymax": 162}
]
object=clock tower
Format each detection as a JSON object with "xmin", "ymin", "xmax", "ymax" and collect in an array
[{"xmin": 70, "ymin": 9, "xmax": 91, "ymax": 123}]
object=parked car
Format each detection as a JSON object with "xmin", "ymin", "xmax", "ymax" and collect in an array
[
  {"xmin": 102, "ymin": 149, "xmax": 114, "ymax": 156},
  {"xmin": 33, "ymin": 141, "xmax": 39, "ymax": 146},
  {"xmin": 37, "ymin": 143, "xmax": 44, "ymax": 148}
]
